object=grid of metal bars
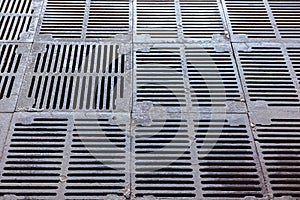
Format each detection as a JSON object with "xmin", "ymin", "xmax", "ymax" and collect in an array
[{"xmin": 0, "ymin": 0, "xmax": 299, "ymax": 199}]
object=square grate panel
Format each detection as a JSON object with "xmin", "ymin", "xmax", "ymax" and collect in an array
[
  {"xmin": 37, "ymin": 0, "xmax": 131, "ymax": 41},
  {"xmin": 0, "ymin": 0, "xmax": 42, "ymax": 42},
  {"xmin": 17, "ymin": 43, "xmax": 132, "ymax": 112},
  {"xmin": 179, "ymin": 0, "xmax": 226, "ymax": 39},
  {"xmin": 233, "ymin": 43, "xmax": 300, "ymax": 112},
  {"xmin": 131, "ymin": 112, "xmax": 266, "ymax": 199},
  {"xmin": 0, "ymin": 44, "xmax": 31, "ymax": 112},
  {"xmin": 250, "ymin": 111, "xmax": 300, "ymax": 199},
  {"xmin": 0, "ymin": 112, "xmax": 130, "ymax": 199},
  {"xmin": 222, "ymin": 0, "xmax": 277, "ymax": 42},
  {"xmin": 133, "ymin": 43, "xmax": 246, "ymax": 113}
]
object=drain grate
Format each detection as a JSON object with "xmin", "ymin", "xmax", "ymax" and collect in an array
[
  {"xmin": 0, "ymin": 44, "xmax": 30, "ymax": 112},
  {"xmin": 134, "ymin": 44, "xmax": 246, "ymax": 113},
  {"xmin": 87, "ymin": 0, "xmax": 130, "ymax": 39},
  {"xmin": 17, "ymin": 43, "xmax": 132, "ymax": 112},
  {"xmin": 132, "ymin": 113, "xmax": 266, "ymax": 199},
  {"xmin": 0, "ymin": 112, "xmax": 130, "ymax": 199},
  {"xmin": 135, "ymin": 0, "xmax": 178, "ymax": 39},
  {"xmin": 250, "ymin": 111, "xmax": 300, "ymax": 199},
  {"xmin": 234, "ymin": 43, "xmax": 300, "ymax": 111},
  {"xmin": 180, "ymin": 0, "xmax": 226, "ymax": 39},
  {"xmin": 0, "ymin": 0, "xmax": 41, "ymax": 42},
  {"xmin": 269, "ymin": 0, "xmax": 300, "ymax": 39},
  {"xmin": 222, "ymin": 0, "xmax": 276, "ymax": 41}
]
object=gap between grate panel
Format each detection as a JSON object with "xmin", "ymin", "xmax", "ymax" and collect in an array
[
  {"xmin": 131, "ymin": 112, "xmax": 267, "ymax": 199},
  {"xmin": 0, "ymin": 44, "xmax": 31, "ymax": 112},
  {"xmin": 0, "ymin": 112, "xmax": 131, "ymax": 199},
  {"xmin": 17, "ymin": 42, "xmax": 132, "ymax": 112},
  {"xmin": 0, "ymin": 0, "xmax": 42, "ymax": 42},
  {"xmin": 250, "ymin": 110, "xmax": 300, "ymax": 199},
  {"xmin": 133, "ymin": 43, "xmax": 246, "ymax": 114}
]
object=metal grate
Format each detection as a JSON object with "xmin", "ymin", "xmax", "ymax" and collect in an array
[
  {"xmin": 222, "ymin": 0, "xmax": 276, "ymax": 41},
  {"xmin": 87, "ymin": 0, "xmax": 130, "ymax": 39},
  {"xmin": 135, "ymin": 0, "xmax": 178, "ymax": 39},
  {"xmin": 269, "ymin": 0, "xmax": 300, "ymax": 39},
  {"xmin": 180, "ymin": 0, "xmax": 226, "ymax": 39},
  {"xmin": 134, "ymin": 44, "xmax": 246, "ymax": 113},
  {"xmin": 17, "ymin": 43, "xmax": 131, "ymax": 112},
  {"xmin": 0, "ymin": 44, "xmax": 30, "ymax": 112},
  {"xmin": 250, "ymin": 111, "xmax": 300, "ymax": 199},
  {"xmin": 0, "ymin": 0, "xmax": 41, "ymax": 42},
  {"xmin": 234, "ymin": 43, "xmax": 300, "ymax": 111},
  {"xmin": 287, "ymin": 47, "xmax": 300, "ymax": 85},
  {"xmin": 0, "ymin": 112, "xmax": 130, "ymax": 199},
  {"xmin": 132, "ymin": 113, "xmax": 266, "ymax": 199}
]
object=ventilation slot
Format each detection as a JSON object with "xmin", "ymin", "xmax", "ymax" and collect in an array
[
  {"xmin": 223, "ymin": 0, "xmax": 276, "ymax": 38},
  {"xmin": 269, "ymin": 0, "xmax": 300, "ymax": 39},
  {"xmin": 180, "ymin": 0, "xmax": 225, "ymax": 39},
  {"xmin": 135, "ymin": 48, "xmax": 186, "ymax": 108},
  {"xmin": 87, "ymin": 0, "xmax": 130, "ymax": 39},
  {"xmin": 40, "ymin": 0, "xmax": 86, "ymax": 38},
  {"xmin": 18, "ymin": 44, "xmax": 128, "ymax": 111},
  {"xmin": 236, "ymin": 46, "xmax": 300, "ymax": 108},
  {"xmin": 136, "ymin": 0, "xmax": 178, "ymax": 38},
  {"xmin": 0, "ymin": 0, "xmax": 33, "ymax": 14},
  {"xmin": 287, "ymin": 47, "xmax": 300, "ymax": 84}
]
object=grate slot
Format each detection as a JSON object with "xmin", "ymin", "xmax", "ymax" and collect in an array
[
  {"xmin": 86, "ymin": 0, "xmax": 130, "ymax": 39},
  {"xmin": 135, "ymin": 0, "xmax": 178, "ymax": 38},
  {"xmin": 180, "ymin": 0, "xmax": 225, "ymax": 39},
  {"xmin": 0, "ymin": 0, "xmax": 33, "ymax": 14},
  {"xmin": 17, "ymin": 43, "xmax": 131, "ymax": 112}
]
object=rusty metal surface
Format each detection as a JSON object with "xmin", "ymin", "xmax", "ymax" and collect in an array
[{"xmin": 0, "ymin": 0, "xmax": 299, "ymax": 199}]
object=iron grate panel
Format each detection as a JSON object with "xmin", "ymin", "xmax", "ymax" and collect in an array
[
  {"xmin": 0, "ymin": 0, "xmax": 42, "ymax": 42},
  {"xmin": 233, "ymin": 43, "xmax": 300, "ymax": 112},
  {"xmin": 180, "ymin": 0, "xmax": 226, "ymax": 39},
  {"xmin": 250, "ymin": 111, "xmax": 300, "ymax": 199},
  {"xmin": 132, "ymin": 113, "xmax": 266, "ymax": 199},
  {"xmin": 133, "ymin": 43, "xmax": 246, "ymax": 113},
  {"xmin": 0, "ymin": 44, "xmax": 30, "ymax": 112},
  {"xmin": 222, "ymin": 0, "xmax": 277, "ymax": 42},
  {"xmin": 269, "ymin": 0, "xmax": 300, "ymax": 39},
  {"xmin": 0, "ymin": 112, "xmax": 130, "ymax": 199},
  {"xmin": 135, "ymin": 0, "xmax": 178, "ymax": 39},
  {"xmin": 17, "ymin": 43, "xmax": 132, "ymax": 112}
]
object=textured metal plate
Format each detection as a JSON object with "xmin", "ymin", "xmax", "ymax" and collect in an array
[
  {"xmin": 132, "ymin": 112, "xmax": 267, "ymax": 199},
  {"xmin": 17, "ymin": 42, "xmax": 132, "ymax": 112},
  {"xmin": 0, "ymin": 112, "xmax": 130, "ymax": 199},
  {"xmin": 250, "ymin": 110, "xmax": 300, "ymax": 199},
  {"xmin": 0, "ymin": 44, "xmax": 31, "ymax": 112},
  {"xmin": 133, "ymin": 43, "xmax": 246, "ymax": 113},
  {"xmin": 233, "ymin": 43, "xmax": 300, "ymax": 112},
  {"xmin": 36, "ymin": 0, "xmax": 132, "ymax": 42},
  {"xmin": 0, "ymin": 0, "xmax": 42, "ymax": 42}
]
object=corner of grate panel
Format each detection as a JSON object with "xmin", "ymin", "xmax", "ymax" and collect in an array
[{"xmin": 16, "ymin": 42, "xmax": 133, "ymax": 112}]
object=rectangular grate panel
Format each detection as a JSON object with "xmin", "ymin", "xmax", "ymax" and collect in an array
[
  {"xmin": 86, "ymin": 0, "xmax": 130, "ymax": 39},
  {"xmin": 135, "ymin": 0, "xmax": 178, "ymax": 39},
  {"xmin": 0, "ymin": 0, "xmax": 41, "ymax": 42},
  {"xmin": 0, "ymin": 112, "xmax": 130, "ymax": 199},
  {"xmin": 269, "ymin": 0, "xmax": 300, "ymax": 39},
  {"xmin": 17, "ymin": 43, "xmax": 132, "ymax": 112},
  {"xmin": 250, "ymin": 111, "xmax": 300, "ymax": 199},
  {"xmin": 222, "ymin": 0, "xmax": 276, "ymax": 41},
  {"xmin": 180, "ymin": 0, "xmax": 225, "ymax": 39},
  {"xmin": 134, "ymin": 44, "xmax": 246, "ymax": 113},
  {"xmin": 234, "ymin": 43, "xmax": 300, "ymax": 111},
  {"xmin": 0, "ymin": 44, "xmax": 30, "ymax": 112},
  {"xmin": 132, "ymin": 113, "xmax": 266, "ymax": 199}
]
